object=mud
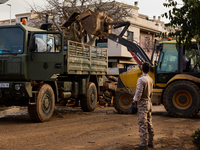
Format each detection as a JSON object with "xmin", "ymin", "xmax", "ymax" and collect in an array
[{"xmin": 0, "ymin": 105, "xmax": 199, "ymax": 150}]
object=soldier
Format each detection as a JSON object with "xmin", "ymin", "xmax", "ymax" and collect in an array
[{"xmin": 132, "ymin": 62, "xmax": 154, "ymax": 149}]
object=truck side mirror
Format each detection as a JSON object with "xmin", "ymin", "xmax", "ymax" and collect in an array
[{"xmin": 30, "ymin": 36, "xmax": 37, "ymax": 52}]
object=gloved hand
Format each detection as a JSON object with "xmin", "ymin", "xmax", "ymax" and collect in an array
[
  {"xmin": 129, "ymin": 102, "xmax": 137, "ymax": 114},
  {"xmin": 129, "ymin": 102, "xmax": 135, "ymax": 113}
]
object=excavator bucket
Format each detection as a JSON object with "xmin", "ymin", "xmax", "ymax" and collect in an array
[{"xmin": 63, "ymin": 10, "xmax": 113, "ymax": 38}]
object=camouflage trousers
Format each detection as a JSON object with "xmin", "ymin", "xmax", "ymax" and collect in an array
[{"xmin": 137, "ymin": 100, "xmax": 154, "ymax": 146}]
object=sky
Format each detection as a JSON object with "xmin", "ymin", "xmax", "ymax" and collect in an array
[{"xmin": 0, "ymin": 0, "xmax": 183, "ymax": 23}]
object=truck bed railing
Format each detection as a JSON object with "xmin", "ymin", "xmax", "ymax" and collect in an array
[{"xmin": 64, "ymin": 40, "xmax": 108, "ymax": 75}]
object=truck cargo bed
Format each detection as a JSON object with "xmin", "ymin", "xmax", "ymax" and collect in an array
[{"xmin": 64, "ymin": 40, "xmax": 108, "ymax": 75}]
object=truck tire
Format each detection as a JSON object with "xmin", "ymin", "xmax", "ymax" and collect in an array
[
  {"xmin": 113, "ymin": 88, "xmax": 134, "ymax": 114},
  {"xmin": 28, "ymin": 84, "xmax": 55, "ymax": 122},
  {"xmin": 163, "ymin": 81, "xmax": 200, "ymax": 118},
  {"xmin": 80, "ymin": 82, "xmax": 97, "ymax": 112}
]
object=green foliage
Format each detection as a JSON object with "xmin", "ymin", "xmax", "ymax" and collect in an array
[
  {"xmin": 192, "ymin": 129, "xmax": 200, "ymax": 150},
  {"xmin": 185, "ymin": 49, "xmax": 200, "ymax": 66},
  {"xmin": 163, "ymin": 0, "xmax": 200, "ymax": 49}
]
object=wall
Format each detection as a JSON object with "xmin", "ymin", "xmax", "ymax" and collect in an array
[
  {"xmin": 108, "ymin": 23, "xmax": 140, "ymax": 58},
  {"xmin": 107, "ymin": 2, "xmax": 162, "ymax": 59}
]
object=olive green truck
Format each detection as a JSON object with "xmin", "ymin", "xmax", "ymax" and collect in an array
[{"xmin": 0, "ymin": 23, "xmax": 108, "ymax": 122}]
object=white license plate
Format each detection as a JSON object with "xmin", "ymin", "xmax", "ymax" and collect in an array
[{"xmin": 0, "ymin": 83, "xmax": 9, "ymax": 88}]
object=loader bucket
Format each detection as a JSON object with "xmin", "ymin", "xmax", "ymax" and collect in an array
[
  {"xmin": 81, "ymin": 11, "xmax": 113, "ymax": 38},
  {"xmin": 63, "ymin": 10, "xmax": 113, "ymax": 38},
  {"xmin": 62, "ymin": 12, "xmax": 80, "ymax": 28}
]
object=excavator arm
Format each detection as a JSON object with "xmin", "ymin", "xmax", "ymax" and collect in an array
[{"xmin": 105, "ymin": 21, "xmax": 152, "ymax": 67}]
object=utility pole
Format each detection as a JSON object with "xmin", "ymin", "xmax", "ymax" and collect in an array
[
  {"xmin": 0, "ymin": 1, "xmax": 10, "ymax": 24},
  {"xmin": 7, "ymin": 4, "xmax": 11, "ymax": 25}
]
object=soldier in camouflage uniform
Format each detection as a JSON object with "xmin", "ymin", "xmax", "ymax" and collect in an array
[{"xmin": 133, "ymin": 62, "xmax": 154, "ymax": 149}]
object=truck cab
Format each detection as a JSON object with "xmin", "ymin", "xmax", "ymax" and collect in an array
[{"xmin": 0, "ymin": 23, "xmax": 63, "ymax": 106}]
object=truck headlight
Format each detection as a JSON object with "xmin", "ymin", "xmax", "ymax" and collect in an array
[{"xmin": 15, "ymin": 84, "xmax": 21, "ymax": 90}]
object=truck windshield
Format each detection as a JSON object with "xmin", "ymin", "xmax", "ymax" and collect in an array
[
  {"xmin": 0, "ymin": 28, "xmax": 24, "ymax": 54},
  {"xmin": 157, "ymin": 43, "xmax": 178, "ymax": 73}
]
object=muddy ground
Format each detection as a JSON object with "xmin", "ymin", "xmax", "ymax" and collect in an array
[{"xmin": 0, "ymin": 104, "xmax": 199, "ymax": 150}]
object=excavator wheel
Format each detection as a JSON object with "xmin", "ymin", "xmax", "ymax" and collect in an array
[
  {"xmin": 163, "ymin": 80, "xmax": 200, "ymax": 118},
  {"xmin": 113, "ymin": 88, "xmax": 134, "ymax": 114}
]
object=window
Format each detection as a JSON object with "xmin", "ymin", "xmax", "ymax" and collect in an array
[
  {"xmin": 108, "ymin": 62, "xmax": 113, "ymax": 67},
  {"xmin": 127, "ymin": 31, "xmax": 134, "ymax": 42},
  {"xmin": 157, "ymin": 43, "xmax": 178, "ymax": 73},
  {"xmin": 31, "ymin": 33, "xmax": 61, "ymax": 53},
  {"xmin": 0, "ymin": 27, "xmax": 24, "ymax": 54},
  {"xmin": 185, "ymin": 45, "xmax": 200, "ymax": 72},
  {"xmin": 95, "ymin": 38, "xmax": 108, "ymax": 48}
]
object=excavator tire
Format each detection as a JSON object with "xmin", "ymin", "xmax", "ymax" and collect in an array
[
  {"xmin": 80, "ymin": 82, "xmax": 97, "ymax": 112},
  {"xmin": 163, "ymin": 80, "xmax": 200, "ymax": 118},
  {"xmin": 113, "ymin": 88, "xmax": 134, "ymax": 114}
]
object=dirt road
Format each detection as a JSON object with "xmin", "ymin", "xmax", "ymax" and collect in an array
[{"xmin": 0, "ymin": 105, "xmax": 199, "ymax": 150}]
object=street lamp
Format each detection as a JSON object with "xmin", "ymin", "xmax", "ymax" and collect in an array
[{"xmin": 7, "ymin": 4, "xmax": 11, "ymax": 25}]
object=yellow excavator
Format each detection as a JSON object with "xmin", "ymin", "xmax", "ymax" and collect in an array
[{"xmin": 64, "ymin": 10, "xmax": 200, "ymax": 118}]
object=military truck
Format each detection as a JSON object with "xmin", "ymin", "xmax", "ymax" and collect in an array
[{"xmin": 0, "ymin": 22, "xmax": 107, "ymax": 122}]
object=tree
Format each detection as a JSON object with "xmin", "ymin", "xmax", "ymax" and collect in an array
[
  {"xmin": 139, "ymin": 35, "xmax": 154, "ymax": 53},
  {"xmin": 27, "ymin": 0, "xmax": 134, "ymax": 45},
  {"xmin": 162, "ymin": 0, "xmax": 200, "ymax": 48}
]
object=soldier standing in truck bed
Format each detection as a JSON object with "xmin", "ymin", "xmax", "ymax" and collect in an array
[{"xmin": 132, "ymin": 62, "xmax": 154, "ymax": 149}]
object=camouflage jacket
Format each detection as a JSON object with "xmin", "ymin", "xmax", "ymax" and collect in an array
[{"xmin": 133, "ymin": 74, "xmax": 153, "ymax": 101}]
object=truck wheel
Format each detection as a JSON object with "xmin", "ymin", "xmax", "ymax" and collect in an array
[
  {"xmin": 80, "ymin": 82, "xmax": 97, "ymax": 112},
  {"xmin": 113, "ymin": 88, "xmax": 134, "ymax": 114},
  {"xmin": 163, "ymin": 81, "xmax": 200, "ymax": 118},
  {"xmin": 28, "ymin": 84, "xmax": 55, "ymax": 122}
]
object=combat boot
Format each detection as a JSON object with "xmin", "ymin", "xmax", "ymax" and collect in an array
[
  {"xmin": 134, "ymin": 145, "xmax": 147, "ymax": 150},
  {"xmin": 147, "ymin": 144, "xmax": 153, "ymax": 148}
]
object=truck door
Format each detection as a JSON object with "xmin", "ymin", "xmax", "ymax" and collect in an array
[{"xmin": 27, "ymin": 32, "xmax": 63, "ymax": 80}]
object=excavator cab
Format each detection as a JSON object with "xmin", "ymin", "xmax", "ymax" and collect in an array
[
  {"xmin": 156, "ymin": 40, "xmax": 200, "ymax": 84},
  {"xmin": 156, "ymin": 41, "xmax": 179, "ymax": 83}
]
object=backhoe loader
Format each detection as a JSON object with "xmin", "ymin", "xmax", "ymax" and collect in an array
[{"xmin": 63, "ymin": 10, "xmax": 200, "ymax": 118}]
